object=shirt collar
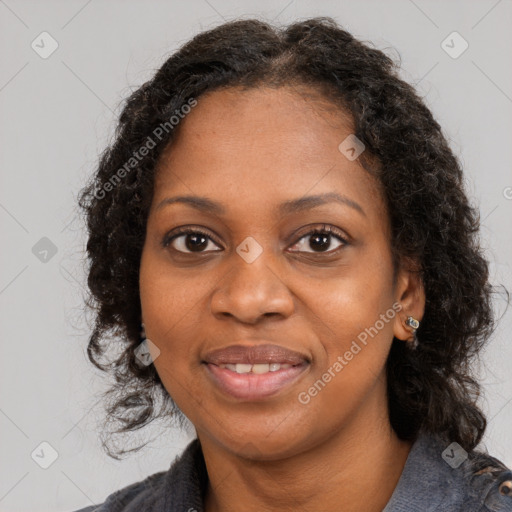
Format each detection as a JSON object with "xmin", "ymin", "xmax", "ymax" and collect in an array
[{"xmin": 161, "ymin": 431, "xmax": 488, "ymax": 512}]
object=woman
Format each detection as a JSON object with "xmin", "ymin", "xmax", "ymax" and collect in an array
[{"xmin": 74, "ymin": 17, "xmax": 512, "ymax": 512}]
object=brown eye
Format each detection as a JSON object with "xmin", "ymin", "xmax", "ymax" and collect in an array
[
  {"xmin": 163, "ymin": 228, "xmax": 222, "ymax": 254},
  {"xmin": 289, "ymin": 225, "xmax": 348, "ymax": 254}
]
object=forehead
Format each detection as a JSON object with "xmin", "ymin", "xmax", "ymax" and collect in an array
[{"xmin": 152, "ymin": 86, "xmax": 384, "ymax": 219}]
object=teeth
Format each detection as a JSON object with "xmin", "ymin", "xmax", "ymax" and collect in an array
[
  {"xmin": 219, "ymin": 363, "xmax": 293, "ymax": 374},
  {"xmin": 235, "ymin": 363, "xmax": 252, "ymax": 374},
  {"xmin": 252, "ymin": 363, "xmax": 270, "ymax": 374}
]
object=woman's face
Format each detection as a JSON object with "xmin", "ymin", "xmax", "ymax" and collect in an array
[{"xmin": 139, "ymin": 85, "xmax": 422, "ymax": 459}]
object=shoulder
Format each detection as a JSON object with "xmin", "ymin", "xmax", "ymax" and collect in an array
[
  {"xmin": 461, "ymin": 445, "xmax": 512, "ymax": 512},
  {"xmin": 384, "ymin": 432, "xmax": 512, "ymax": 512},
  {"xmin": 69, "ymin": 438, "xmax": 206, "ymax": 512},
  {"xmin": 70, "ymin": 469, "xmax": 169, "ymax": 512}
]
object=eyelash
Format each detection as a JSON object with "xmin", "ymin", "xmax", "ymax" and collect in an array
[{"xmin": 162, "ymin": 224, "xmax": 349, "ymax": 256}]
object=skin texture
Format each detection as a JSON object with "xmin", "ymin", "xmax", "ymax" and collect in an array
[{"xmin": 139, "ymin": 86, "xmax": 425, "ymax": 512}]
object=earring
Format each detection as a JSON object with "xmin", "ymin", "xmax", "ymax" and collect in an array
[
  {"xmin": 405, "ymin": 316, "xmax": 420, "ymax": 349},
  {"xmin": 405, "ymin": 316, "xmax": 420, "ymax": 330}
]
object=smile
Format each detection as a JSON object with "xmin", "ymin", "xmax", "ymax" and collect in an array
[
  {"xmin": 204, "ymin": 361, "xmax": 309, "ymax": 401},
  {"xmin": 218, "ymin": 362, "xmax": 293, "ymax": 373}
]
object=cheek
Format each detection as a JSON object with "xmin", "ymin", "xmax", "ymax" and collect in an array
[
  {"xmin": 139, "ymin": 249, "xmax": 219, "ymax": 387},
  {"xmin": 307, "ymin": 251, "xmax": 395, "ymax": 338},
  {"xmin": 294, "ymin": 279, "xmax": 396, "ymax": 432},
  {"xmin": 139, "ymin": 251, "xmax": 191, "ymax": 354},
  {"xmin": 306, "ymin": 283, "xmax": 395, "ymax": 380},
  {"xmin": 300, "ymin": 249, "xmax": 397, "ymax": 386}
]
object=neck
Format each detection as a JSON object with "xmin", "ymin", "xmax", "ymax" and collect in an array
[{"xmin": 201, "ymin": 392, "xmax": 413, "ymax": 512}]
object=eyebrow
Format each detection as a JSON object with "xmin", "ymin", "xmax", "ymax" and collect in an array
[{"xmin": 155, "ymin": 192, "xmax": 365, "ymax": 217}]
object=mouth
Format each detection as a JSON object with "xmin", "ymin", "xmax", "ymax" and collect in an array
[
  {"xmin": 202, "ymin": 343, "xmax": 311, "ymax": 401},
  {"xmin": 215, "ymin": 362, "xmax": 296, "ymax": 373}
]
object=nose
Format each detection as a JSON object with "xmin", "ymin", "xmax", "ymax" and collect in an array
[{"xmin": 210, "ymin": 249, "xmax": 295, "ymax": 325}]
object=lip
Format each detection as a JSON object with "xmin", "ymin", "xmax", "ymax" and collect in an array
[
  {"xmin": 203, "ymin": 343, "xmax": 310, "ymax": 366},
  {"xmin": 202, "ymin": 343, "xmax": 310, "ymax": 401}
]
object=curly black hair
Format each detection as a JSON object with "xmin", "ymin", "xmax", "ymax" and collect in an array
[{"xmin": 78, "ymin": 17, "xmax": 502, "ymax": 459}]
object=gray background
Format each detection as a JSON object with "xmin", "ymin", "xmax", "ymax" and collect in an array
[{"xmin": 1, "ymin": 1, "xmax": 511, "ymax": 510}]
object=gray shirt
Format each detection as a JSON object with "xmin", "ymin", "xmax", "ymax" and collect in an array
[{"xmin": 72, "ymin": 431, "xmax": 512, "ymax": 511}]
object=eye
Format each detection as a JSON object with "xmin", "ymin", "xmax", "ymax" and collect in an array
[
  {"xmin": 288, "ymin": 224, "xmax": 348, "ymax": 254},
  {"xmin": 163, "ymin": 227, "xmax": 222, "ymax": 254},
  {"xmin": 162, "ymin": 224, "xmax": 349, "ymax": 256}
]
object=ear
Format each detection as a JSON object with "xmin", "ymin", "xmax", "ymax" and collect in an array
[{"xmin": 392, "ymin": 259, "xmax": 425, "ymax": 343}]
